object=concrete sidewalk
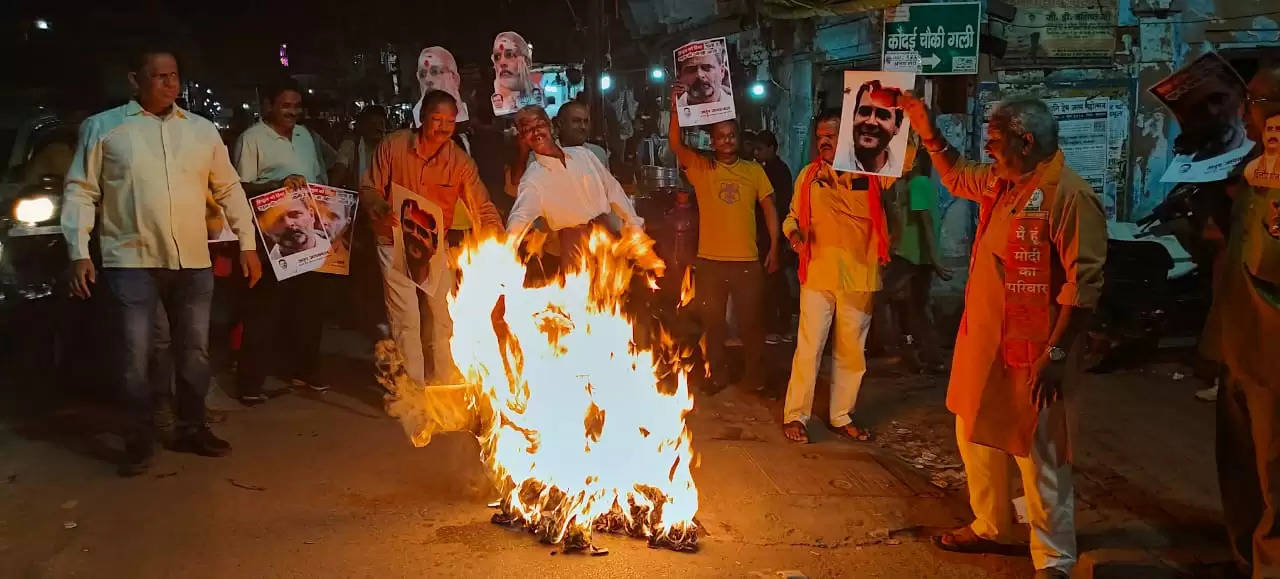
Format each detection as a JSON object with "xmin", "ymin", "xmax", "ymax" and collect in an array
[{"xmin": 0, "ymin": 336, "xmax": 1231, "ymax": 578}]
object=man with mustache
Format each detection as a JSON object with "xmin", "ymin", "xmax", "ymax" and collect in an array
[
  {"xmin": 491, "ymin": 31, "xmax": 533, "ymax": 116},
  {"xmin": 413, "ymin": 46, "xmax": 469, "ymax": 127},
  {"xmin": 847, "ymin": 80, "xmax": 905, "ymax": 175},
  {"xmin": 899, "ymin": 93, "xmax": 1106, "ymax": 579},
  {"xmin": 1200, "ymin": 61, "xmax": 1280, "ymax": 579},
  {"xmin": 234, "ymin": 79, "xmax": 332, "ymax": 403},
  {"xmin": 507, "ymin": 105, "xmax": 644, "ymax": 266},
  {"xmin": 555, "ymin": 101, "xmax": 609, "ymax": 167},
  {"xmin": 676, "ymin": 50, "xmax": 732, "ymax": 107},
  {"xmin": 266, "ymin": 195, "xmax": 322, "ymax": 258},
  {"xmin": 781, "ymin": 109, "xmax": 901, "ymax": 445},
  {"xmin": 62, "ymin": 46, "xmax": 262, "ymax": 475},
  {"xmin": 668, "ymin": 84, "xmax": 780, "ymax": 394},
  {"xmin": 361, "ymin": 90, "xmax": 504, "ymax": 384},
  {"xmin": 1242, "ymin": 112, "xmax": 1280, "ymax": 188}
]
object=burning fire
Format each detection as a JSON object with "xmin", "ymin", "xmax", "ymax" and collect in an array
[{"xmin": 382, "ymin": 227, "xmax": 700, "ymax": 552}]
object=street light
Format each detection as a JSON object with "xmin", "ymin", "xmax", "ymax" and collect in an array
[
  {"xmin": 749, "ymin": 82, "xmax": 766, "ymax": 98},
  {"xmin": 241, "ymin": 103, "xmax": 250, "ymax": 110},
  {"xmin": 207, "ymin": 88, "xmax": 213, "ymax": 95},
  {"xmin": 307, "ymin": 89, "xmax": 315, "ymax": 95},
  {"xmin": 650, "ymin": 67, "xmax": 665, "ymax": 82},
  {"xmin": 600, "ymin": 74, "xmax": 612, "ymax": 91},
  {"xmin": 34, "ymin": 18, "xmax": 51, "ymax": 30}
]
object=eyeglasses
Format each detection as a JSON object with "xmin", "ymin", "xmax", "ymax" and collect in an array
[{"xmin": 856, "ymin": 105, "xmax": 897, "ymax": 122}]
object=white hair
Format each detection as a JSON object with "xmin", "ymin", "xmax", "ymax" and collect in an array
[{"xmin": 990, "ymin": 98, "xmax": 1059, "ymax": 158}]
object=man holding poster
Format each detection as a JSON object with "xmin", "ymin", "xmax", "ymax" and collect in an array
[
  {"xmin": 361, "ymin": 90, "xmax": 503, "ymax": 384},
  {"xmin": 674, "ymin": 37, "xmax": 736, "ymax": 127},
  {"xmin": 233, "ymin": 78, "xmax": 333, "ymax": 402}
]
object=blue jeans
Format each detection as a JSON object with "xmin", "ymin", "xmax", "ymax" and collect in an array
[{"xmin": 102, "ymin": 268, "xmax": 214, "ymax": 436}]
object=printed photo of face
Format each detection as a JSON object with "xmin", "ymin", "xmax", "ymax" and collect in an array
[
  {"xmin": 850, "ymin": 81, "xmax": 904, "ymax": 173},
  {"xmin": 418, "ymin": 47, "xmax": 461, "ymax": 99},
  {"xmin": 401, "ymin": 199, "xmax": 439, "ymax": 286},
  {"xmin": 492, "ymin": 32, "xmax": 531, "ymax": 95},
  {"xmin": 268, "ymin": 196, "xmax": 320, "ymax": 257},
  {"xmin": 678, "ymin": 52, "xmax": 726, "ymax": 105},
  {"xmin": 1265, "ymin": 113, "xmax": 1280, "ymax": 156}
]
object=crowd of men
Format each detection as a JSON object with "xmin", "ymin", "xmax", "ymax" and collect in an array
[{"xmin": 55, "ymin": 43, "xmax": 1279, "ymax": 579}]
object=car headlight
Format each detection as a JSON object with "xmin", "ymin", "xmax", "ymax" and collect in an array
[{"xmin": 14, "ymin": 196, "xmax": 57, "ymax": 225}]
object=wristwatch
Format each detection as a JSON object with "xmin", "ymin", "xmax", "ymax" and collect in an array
[{"xmin": 1047, "ymin": 346, "xmax": 1067, "ymax": 362}]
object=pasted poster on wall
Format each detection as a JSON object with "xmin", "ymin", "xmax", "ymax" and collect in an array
[
  {"xmin": 992, "ymin": 0, "xmax": 1117, "ymax": 67},
  {"xmin": 673, "ymin": 37, "xmax": 736, "ymax": 127}
]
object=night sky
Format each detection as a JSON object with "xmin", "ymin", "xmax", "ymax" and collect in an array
[{"xmin": 5, "ymin": 0, "xmax": 594, "ymax": 98}]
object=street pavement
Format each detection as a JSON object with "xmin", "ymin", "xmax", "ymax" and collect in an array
[{"xmin": 0, "ymin": 331, "xmax": 1234, "ymax": 578}]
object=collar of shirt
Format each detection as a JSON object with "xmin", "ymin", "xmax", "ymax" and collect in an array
[
  {"xmin": 124, "ymin": 99, "xmax": 188, "ymax": 121},
  {"xmin": 259, "ymin": 121, "xmax": 306, "ymax": 143},
  {"xmin": 409, "ymin": 132, "xmax": 453, "ymax": 165},
  {"xmin": 533, "ymin": 149, "xmax": 571, "ymax": 170}
]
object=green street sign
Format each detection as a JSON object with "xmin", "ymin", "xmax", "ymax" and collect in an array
[{"xmin": 882, "ymin": 2, "xmax": 982, "ymax": 75}]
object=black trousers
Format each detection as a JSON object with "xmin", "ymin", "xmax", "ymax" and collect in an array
[
  {"xmin": 236, "ymin": 272, "xmax": 327, "ymax": 395},
  {"xmin": 694, "ymin": 258, "xmax": 765, "ymax": 387},
  {"xmin": 874, "ymin": 257, "xmax": 943, "ymax": 365},
  {"xmin": 1217, "ymin": 375, "xmax": 1280, "ymax": 578}
]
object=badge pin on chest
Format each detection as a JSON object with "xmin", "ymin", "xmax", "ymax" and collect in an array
[{"xmin": 1024, "ymin": 189, "xmax": 1045, "ymax": 211}]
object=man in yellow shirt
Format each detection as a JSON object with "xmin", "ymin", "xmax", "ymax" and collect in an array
[
  {"xmin": 781, "ymin": 109, "xmax": 899, "ymax": 444},
  {"xmin": 668, "ymin": 85, "xmax": 780, "ymax": 392}
]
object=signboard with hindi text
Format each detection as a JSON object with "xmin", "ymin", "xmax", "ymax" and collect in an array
[{"xmin": 882, "ymin": 2, "xmax": 981, "ymax": 75}]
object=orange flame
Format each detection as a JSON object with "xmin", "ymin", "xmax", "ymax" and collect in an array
[{"xmin": 445, "ymin": 226, "xmax": 699, "ymax": 548}]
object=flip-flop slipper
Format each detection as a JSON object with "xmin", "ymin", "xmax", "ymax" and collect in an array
[
  {"xmin": 932, "ymin": 527, "xmax": 1027, "ymax": 556},
  {"xmin": 782, "ymin": 421, "xmax": 809, "ymax": 444},
  {"xmin": 830, "ymin": 423, "xmax": 874, "ymax": 442}
]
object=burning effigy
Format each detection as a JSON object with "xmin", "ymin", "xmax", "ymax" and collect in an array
[{"xmin": 377, "ymin": 227, "xmax": 700, "ymax": 553}]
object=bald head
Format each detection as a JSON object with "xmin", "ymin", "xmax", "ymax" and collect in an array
[{"xmin": 556, "ymin": 102, "xmax": 591, "ymax": 146}]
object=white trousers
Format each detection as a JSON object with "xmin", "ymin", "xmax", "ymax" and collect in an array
[
  {"xmin": 783, "ymin": 287, "xmax": 873, "ymax": 428},
  {"xmin": 377, "ymin": 246, "xmax": 459, "ymax": 384},
  {"xmin": 957, "ymin": 411, "xmax": 1077, "ymax": 573}
]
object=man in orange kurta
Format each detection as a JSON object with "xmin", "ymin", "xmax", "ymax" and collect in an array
[{"xmin": 901, "ymin": 95, "xmax": 1106, "ymax": 579}]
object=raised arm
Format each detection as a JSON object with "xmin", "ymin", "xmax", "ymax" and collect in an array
[
  {"xmin": 667, "ymin": 84, "xmax": 711, "ymax": 172},
  {"xmin": 899, "ymin": 92, "xmax": 993, "ymax": 203}
]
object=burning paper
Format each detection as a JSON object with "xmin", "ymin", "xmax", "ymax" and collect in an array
[{"xmin": 382, "ymin": 227, "xmax": 699, "ymax": 552}]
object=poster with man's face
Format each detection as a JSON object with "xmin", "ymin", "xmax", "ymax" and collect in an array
[
  {"xmin": 833, "ymin": 70, "xmax": 917, "ymax": 177},
  {"xmin": 1151, "ymin": 51, "xmax": 1254, "ymax": 183},
  {"xmin": 674, "ymin": 37, "xmax": 735, "ymax": 127},
  {"xmin": 491, "ymin": 31, "xmax": 536, "ymax": 117},
  {"xmin": 310, "ymin": 184, "xmax": 360, "ymax": 276},
  {"xmin": 1245, "ymin": 113, "xmax": 1280, "ymax": 188},
  {"xmin": 413, "ymin": 46, "xmax": 469, "ymax": 127},
  {"xmin": 388, "ymin": 183, "xmax": 448, "ymax": 296},
  {"xmin": 250, "ymin": 187, "xmax": 331, "ymax": 281}
]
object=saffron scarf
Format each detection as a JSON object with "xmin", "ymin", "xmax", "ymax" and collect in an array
[{"xmin": 795, "ymin": 162, "xmax": 891, "ymax": 283}]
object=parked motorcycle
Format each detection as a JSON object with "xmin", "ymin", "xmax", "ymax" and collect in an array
[{"xmin": 1088, "ymin": 183, "xmax": 1215, "ymax": 372}]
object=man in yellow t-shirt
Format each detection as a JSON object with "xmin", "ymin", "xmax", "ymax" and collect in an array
[{"xmin": 669, "ymin": 85, "xmax": 781, "ymax": 392}]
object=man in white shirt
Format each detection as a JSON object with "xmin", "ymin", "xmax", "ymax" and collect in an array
[
  {"xmin": 506, "ymin": 105, "xmax": 644, "ymax": 265},
  {"xmin": 232, "ymin": 79, "xmax": 331, "ymax": 403},
  {"xmin": 62, "ymin": 46, "xmax": 262, "ymax": 476},
  {"xmin": 555, "ymin": 102, "xmax": 609, "ymax": 167}
]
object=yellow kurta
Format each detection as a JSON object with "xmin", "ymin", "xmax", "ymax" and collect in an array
[
  {"xmin": 782, "ymin": 163, "xmax": 890, "ymax": 293},
  {"xmin": 941, "ymin": 151, "xmax": 1106, "ymax": 459}
]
